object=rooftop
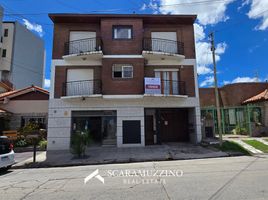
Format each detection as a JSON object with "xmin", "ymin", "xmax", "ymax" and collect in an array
[{"xmin": 49, "ymin": 13, "xmax": 197, "ymax": 24}]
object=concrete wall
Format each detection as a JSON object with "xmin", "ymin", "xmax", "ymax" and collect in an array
[
  {"xmin": 11, "ymin": 22, "xmax": 44, "ymax": 89},
  {"xmin": 47, "ymin": 96, "xmax": 200, "ymax": 150}
]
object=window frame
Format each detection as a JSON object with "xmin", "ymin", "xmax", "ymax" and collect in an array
[
  {"xmin": 112, "ymin": 64, "xmax": 133, "ymax": 79},
  {"xmin": 2, "ymin": 49, "xmax": 6, "ymax": 58},
  {"xmin": 4, "ymin": 29, "xmax": 8, "ymax": 37},
  {"xmin": 112, "ymin": 25, "xmax": 133, "ymax": 40}
]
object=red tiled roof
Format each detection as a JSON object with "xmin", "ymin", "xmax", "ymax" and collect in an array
[
  {"xmin": 243, "ymin": 89, "xmax": 268, "ymax": 104},
  {"xmin": 0, "ymin": 85, "xmax": 49, "ymax": 100}
]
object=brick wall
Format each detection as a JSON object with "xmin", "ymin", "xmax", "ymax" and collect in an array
[
  {"xmin": 100, "ymin": 19, "xmax": 143, "ymax": 55},
  {"xmin": 102, "ymin": 58, "xmax": 145, "ymax": 95},
  {"xmin": 199, "ymin": 83, "xmax": 268, "ymax": 107}
]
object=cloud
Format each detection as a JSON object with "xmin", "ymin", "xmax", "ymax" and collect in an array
[
  {"xmin": 194, "ymin": 23, "xmax": 227, "ymax": 76},
  {"xmin": 200, "ymin": 76, "xmax": 214, "ymax": 87},
  {"xmin": 246, "ymin": 0, "xmax": 268, "ymax": 30},
  {"xmin": 156, "ymin": 0, "xmax": 235, "ymax": 25},
  {"xmin": 197, "ymin": 65, "xmax": 213, "ymax": 75},
  {"xmin": 22, "ymin": 19, "xmax": 44, "ymax": 37},
  {"xmin": 224, "ymin": 76, "xmax": 260, "ymax": 85},
  {"xmin": 44, "ymin": 79, "xmax": 50, "ymax": 89}
]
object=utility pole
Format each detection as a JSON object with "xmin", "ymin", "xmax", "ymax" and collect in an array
[{"xmin": 209, "ymin": 32, "xmax": 223, "ymax": 146}]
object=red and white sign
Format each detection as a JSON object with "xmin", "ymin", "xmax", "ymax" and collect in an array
[{"xmin": 144, "ymin": 77, "xmax": 161, "ymax": 94}]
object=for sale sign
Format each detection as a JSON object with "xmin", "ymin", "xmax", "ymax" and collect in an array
[{"xmin": 144, "ymin": 77, "xmax": 161, "ymax": 94}]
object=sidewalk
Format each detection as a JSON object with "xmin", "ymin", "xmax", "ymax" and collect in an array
[
  {"xmin": 18, "ymin": 143, "xmax": 228, "ymax": 168},
  {"xmin": 13, "ymin": 151, "xmax": 46, "ymax": 167}
]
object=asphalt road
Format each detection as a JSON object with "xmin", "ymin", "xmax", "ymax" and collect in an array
[{"xmin": 0, "ymin": 155, "xmax": 268, "ymax": 200}]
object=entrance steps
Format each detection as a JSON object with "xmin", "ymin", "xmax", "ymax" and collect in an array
[{"xmin": 102, "ymin": 138, "xmax": 116, "ymax": 146}]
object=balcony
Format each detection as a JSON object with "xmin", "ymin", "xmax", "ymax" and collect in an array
[
  {"xmin": 62, "ymin": 79, "xmax": 102, "ymax": 98},
  {"xmin": 144, "ymin": 78, "xmax": 186, "ymax": 97},
  {"xmin": 63, "ymin": 37, "xmax": 103, "ymax": 61},
  {"xmin": 142, "ymin": 38, "xmax": 185, "ymax": 62}
]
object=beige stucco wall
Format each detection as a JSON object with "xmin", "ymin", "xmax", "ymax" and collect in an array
[{"xmin": 1, "ymin": 100, "xmax": 48, "ymax": 114}]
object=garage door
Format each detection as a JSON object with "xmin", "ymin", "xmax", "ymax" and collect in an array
[
  {"xmin": 66, "ymin": 69, "xmax": 94, "ymax": 96},
  {"xmin": 69, "ymin": 31, "xmax": 96, "ymax": 54},
  {"xmin": 151, "ymin": 32, "xmax": 177, "ymax": 54}
]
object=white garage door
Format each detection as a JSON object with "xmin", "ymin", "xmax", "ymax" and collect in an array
[
  {"xmin": 151, "ymin": 32, "xmax": 177, "ymax": 54},
  {"xmin": 66, "ymin": 69, "xmax": 94, "ymax": 96},
  {"xmin": 69, "ymin": 31, "xmax": 96, "ymax": 54}
]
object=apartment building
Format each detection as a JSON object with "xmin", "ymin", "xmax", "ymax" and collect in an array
[
  {"xmin": 48, "ymin": 14, "xmax": 201, "ymax": 152},
  {"xmin": 0, "ymin": 21, "xmax": 45, "ymax": 89}
]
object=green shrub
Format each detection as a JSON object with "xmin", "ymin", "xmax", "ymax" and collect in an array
[
  {"xmin": 70, "ymin": 130, "xmax": 92, "ymax": 158},
  {"xmin": 39, "ymin": 140, "xmax": 47, "ymax": 150},
  {"xmin": 234, "ymin": 126, "xmax": 248, "ymax": 135},
  {"xmin": 15, "ymin": 139, "xmax": 28, "ymax": 147},
  {"xmin": 18, "ymin": 122, "xmax": 41, "ymax": 145}
]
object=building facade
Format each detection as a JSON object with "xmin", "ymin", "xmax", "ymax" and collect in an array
[
  {"xmin": 48, "ymin": 14, "xmax": 201, "ymax": 151},
  {"xmin": 0, "ymin": 21, "xmax": 45, "ymax": 89}
]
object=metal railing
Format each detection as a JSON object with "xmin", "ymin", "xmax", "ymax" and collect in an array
[
  {"xmin": 62, "ymin": 80, "xmax": 102, "ymax": 97},
  {"xmin": 64, "ymin": 37, "xmax": 102, "ymax": 55},
  {"xmin": 143, "ymin": 38, "xmax": 184, "ymax": 55}
]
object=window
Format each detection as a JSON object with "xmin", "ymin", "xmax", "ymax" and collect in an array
[
  {"xmin": 21, "ymin": 116, "xmax": 46, "ymax": 129},
  {"xmin": 113, "ymin": 26, "xmax": 132, "ymax": 39},
  {"xmin": 2, "ymin": 49, "xmax": 6, "ymax": 58},
  {"xmin": 4, "ymin": 29, "xmax": 8, "ymax": 37},
  {"xmin": 113, "ymin": 64, "xmax": 133, "ymax": 78}
]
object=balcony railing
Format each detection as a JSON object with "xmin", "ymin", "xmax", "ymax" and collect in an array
[
  {"xmin": 62, "ymin": 80, "xmax": 102, "ymax": 97},
  {"xmin": 145, "ymin": 79, "xmax": 186, "ymax": 95},
  {"xmin": 143, "ymin": 38, "xmax": 184, "ymax": 55},
  {"xmin": 64, "ymin": 37, "xmax": 102, "ymax": 55}
]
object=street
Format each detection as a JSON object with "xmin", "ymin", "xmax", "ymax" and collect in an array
[{"xmin": 1, "ymin": 155, "xmax": 268, "ymax": 200}]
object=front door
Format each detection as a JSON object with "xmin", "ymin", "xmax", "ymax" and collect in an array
[
  {"xmin": 160, "ymin": 109, "xmax": 189, "ymax": 142},
  {"xmin": 145, "ymin": 115, "xmax": 154, "ymax": 145}
]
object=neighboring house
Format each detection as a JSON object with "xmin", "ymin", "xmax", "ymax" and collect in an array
[
  {"xmin": 243, "ymin": 89, "xmax": 268, "ymax": 128},
  {"xmin": 199, "ymin": 82, "xmax": 268, "ymax": 137},
  {"xmin": 0, "ymin": 20, "xmax": 45, "ymax": 89},
  {"xmin": 0, "ymin": 85, "xmax": 49, "ymax": 134},
  {"xmin": 48, "ymin": 14, "xmax": 201, "ymax": 152}
]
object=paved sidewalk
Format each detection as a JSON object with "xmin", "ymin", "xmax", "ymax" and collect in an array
[
  {"xmin": 14, "ymin": 151, "xmax": 46, "ymax": 167},
  {"xmin": 41, "ymin": 143, "xmax": 228, "ymax": 167}
]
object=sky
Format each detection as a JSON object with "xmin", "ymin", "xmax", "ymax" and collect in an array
[{"xmin": 0, "ymin": 0, "xmax": 267, "ymax": 89}]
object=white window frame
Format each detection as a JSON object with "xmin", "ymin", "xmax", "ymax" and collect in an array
[
  {"xmin": 113, "ymin": 26, "xmax": 132, "ymax": 39},
  {"xmin": 112, "ymin": 64, "xmax": 133, "ymax": 79}
]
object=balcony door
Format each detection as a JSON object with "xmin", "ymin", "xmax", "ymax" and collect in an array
[
  {"xmin": 69, "ymin": 31, "xmax": 96, "ymax": 54},
  {"xmin": 67, "ymin": 69, "xmax": 94, "ymax": 96},
  {"xmin": 151, "ymin": 32, "xmax": 177, "ymax": 54},
  {"xmin": 155, "ymin": 71, "xmax": 179, "ymax": 95}
]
